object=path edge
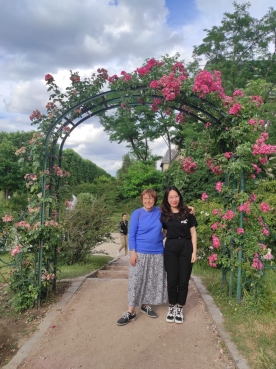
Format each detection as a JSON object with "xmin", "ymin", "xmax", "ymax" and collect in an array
[
  {"xmin": 3, "ymin": 257, "xmax": 118, "ymax": 369},
  {"xmin": 192, "ymin": 275, "xmax": 250, "ymax": 369}
]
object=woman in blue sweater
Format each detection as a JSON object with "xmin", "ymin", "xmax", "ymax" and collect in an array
[{"xmin": 117, "ymin": 188, "xmax": 167, "ymax": 326}]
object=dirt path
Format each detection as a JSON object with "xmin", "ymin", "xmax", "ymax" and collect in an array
[{"xmin": 4, "ymin": 234, "xmax": 249, "ymax": 369}]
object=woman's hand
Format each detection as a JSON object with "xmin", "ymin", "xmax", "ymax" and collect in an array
[
  {"xmin": 130, "ymin": 250, "xmax": 138, "ymax": 266},
  {"xmin": 188, "ymin": 206, "xmax": 195, "ymax": 215},
  {"xmin": 191, "ymin": 252, "xmax": 197, "ymax": 263}
]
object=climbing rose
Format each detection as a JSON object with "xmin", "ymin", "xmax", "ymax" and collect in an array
[
  {"xmin": 260, "ymin": 202, "xmax": 270, "ymax": 212},
  {"xmin": 11, "ymin": 245, "xmax": 23, "ymax": 257},
  {"xmin": 237, "ymin": 228, "xmax": 244, "ymax": 234},
  {"xmin": 233, "ymin": 89, "xmax": 243, "ymax": 97},
  {"xmin": 238, "ymin": 201, "xmax": 251, "ymax": 214},
  {"xmin": 45, "ymin": 74, "xmax": 54, "ymax": 82},
  {"xmin": 208, "ymin": 254, "xmax": 218, "ymax": 267},
  {"xmin": 212, "ymin": 235, "xmax": 220, "ymax": 248},
  {"xmin": 262, "ymin": 228, "xmax": 270, "ymax": 236},
  {"xmin": 224, "ymin": 152, "xmax": 233, "ymax": 159},
  {"xmin": 206, "ymin": 158, "xmax": 223, "ymax": 175},
  {"xmin": 215, "ymin": 182, "xmax": 223, "ymax": 192},
  {"xmin": 192, "ymin": 70, "xmax": 224, "ymax": 98},
  {"xmin": 182, "ymin": 156, "xmax": 197, "ymax": 174},
  {"xmin": 201, "ymin": 192, "xmax": 208, "ymax": 202},
  {"xmin": 222, "ymin": 210, "xmax": 235, "ymax": 221},
  {"xmin": 211, "ymin": 222, "xmax": 218, "ymax": 230},
  {"xmin": 229, "ymin": 103, "xmax": 242, "ymax": 115},
  {"xmin": 2, "ymin": 214, "xmax": 13, "ymax": 222},
  {"xmin": 252, "ymin": 253, "xmax": 263, "ymax": 270}
]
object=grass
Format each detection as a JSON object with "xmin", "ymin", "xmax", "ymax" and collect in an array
[
  {"xmin": 56, "ymin": 254, "xmax": 113, "ymax": 280},
  {"xmin": 192, "ymin": 263, "xmax": 276, "ymax": 369}
]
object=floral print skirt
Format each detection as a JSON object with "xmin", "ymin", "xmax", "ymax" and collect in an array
[{"xmin": 128, "ymin": 253, "xmax": 167, "ymax": 307}]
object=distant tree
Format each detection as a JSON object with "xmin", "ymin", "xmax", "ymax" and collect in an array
[
  {"xmin": 116, "ymin": 153, "xmax": 134, "ymax": 179},
  {"xmin": 122, "ymin": 161, "xmax": 164, "ymax": 198},
  {"xmin": 0, "ymin": 131, "xmax": 34, "ymax": 199},
  {"xmin": 193, "ymin": 2, "xmax": 276, "ymax": 93},
  {"xmin": 62, "ymin": 149, "xmax": 110, "ymax": 187}
]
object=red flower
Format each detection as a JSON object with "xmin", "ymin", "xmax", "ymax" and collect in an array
[{"xmin": 45, "ymin": 74, "xmax": 54, "ymax": 82}]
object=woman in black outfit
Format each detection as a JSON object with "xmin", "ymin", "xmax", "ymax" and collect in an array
[{"xmin": 161, "ymin": 186, "xmax": 197, "ymax": 324}]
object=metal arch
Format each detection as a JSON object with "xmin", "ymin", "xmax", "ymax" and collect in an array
[
  {"xmin": 44, "ymin": 89, "xmax": 230, "ymax": 219},
  {"xmin": 37, "ymin": 87, "xmax": 230, "ymax": 306}
]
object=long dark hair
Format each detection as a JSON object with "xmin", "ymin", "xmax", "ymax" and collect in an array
[{"xmin": 160, "ymin": 186, "xmax": 190, "ymax": 223}]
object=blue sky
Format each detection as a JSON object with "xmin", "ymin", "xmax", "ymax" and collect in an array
[
  {"xmin": 0, "ymin": 0, "xmax": 275, "ymax": 175},
  {"xmin": 166, "ymin": 0, "xmax": 198, "ymax": 27}
]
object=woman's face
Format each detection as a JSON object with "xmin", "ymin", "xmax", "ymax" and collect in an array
[
  {"xmin": 168, "ymin": 190, "xmax": 180, "ymax": 209},
  {"xmin": 142, "ymin": 194, "xmax": 155, "ymax": 210}
]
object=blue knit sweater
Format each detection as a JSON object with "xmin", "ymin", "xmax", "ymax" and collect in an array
[{"xmin": 128, "ymin": 207, "xmax": 163, "ymax": 254}]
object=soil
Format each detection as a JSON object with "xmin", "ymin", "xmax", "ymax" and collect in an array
[{"xmin": 0, "ymin": 282, "xmax": 71, "ymax": 367}]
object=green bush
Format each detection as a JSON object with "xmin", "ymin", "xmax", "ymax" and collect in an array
[{"xmin": 60, "ymin": 194, "xmax": 114, "ymax": 265}]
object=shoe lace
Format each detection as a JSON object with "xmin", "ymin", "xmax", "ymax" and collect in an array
[
  {"xmin": 122, "ymin": 312, "xmax": 131, "ymax": 319},
  {"xmin": 144, "ymin": 305, "xmax": 151, "ymax": 311},
  {"xmin": 176, "ymin": 307, "xmax": 183, "ymax": 316},
  {"xmin": 168, "ymin": 306, "xmax": 174, "ymax": 315}
]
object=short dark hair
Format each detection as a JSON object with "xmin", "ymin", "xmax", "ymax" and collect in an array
[
  {"xmin": 140, "ymin": 188, "xmax": 158, "ymax": 205},
  {"xmin": 122, "ymin": 213, "xmax": 127, "ymax": 217}
]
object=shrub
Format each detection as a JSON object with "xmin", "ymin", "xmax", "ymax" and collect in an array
[{"xmin": 60, "ymin": 194, "xmax": 114, "ymax": 265}]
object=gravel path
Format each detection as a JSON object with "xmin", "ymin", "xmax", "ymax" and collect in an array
[{"xmin": 4, "ymin": 233, "xmax": 249, "ymax": 369}]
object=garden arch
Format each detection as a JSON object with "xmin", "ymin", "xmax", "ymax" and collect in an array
[
  {"xmin": 38, "ymin": 86, "xmax": 231, "ymax": 306},
  {"xmin": 3, "ymin": 60, "xmax": 276, "ymax": 306}
]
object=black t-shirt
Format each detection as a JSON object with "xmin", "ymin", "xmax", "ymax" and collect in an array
[{"xmin": 162, "ymin": 213, "xmax": 198, "ymax": 239}]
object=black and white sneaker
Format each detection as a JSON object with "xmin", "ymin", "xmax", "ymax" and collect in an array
[
  {"xmin": 175, "ymin": 307, "xmax": 184, "ymax": 324},
  {"xmin": 117, "ymin": 312, "xmax": 136, "ymax": 326},
  {"xmin": 141, "ymin": 305, "xmax": 158, "ymax": 318},
  {"xmin": 166, "ymin": 306, "xmax": 175, "ymax": 323}
]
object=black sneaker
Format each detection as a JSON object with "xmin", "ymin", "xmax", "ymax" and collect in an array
[
  {"xmin": 141, "ymin": 305, "xmax": 158, "ymax": 318},
  {"xmin": 117, "ymin": 312, "xmax": 136, "ymax": 326},
  {"xmin": 175, "ymin": 307, "xmax": 184, "ymax": 324},
  {"xmin": 166, "ymin": 306, "xmax": 175, "ymax": 323}
]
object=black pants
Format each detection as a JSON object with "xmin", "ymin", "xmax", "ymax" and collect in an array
[{"xmin": 164, "ymin": 238, "xmax": 193, "ymax": 306}]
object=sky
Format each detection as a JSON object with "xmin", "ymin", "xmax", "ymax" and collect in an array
[{"xmin": 0, "ymin": 0, "xmax": 275, "ymax": 176}]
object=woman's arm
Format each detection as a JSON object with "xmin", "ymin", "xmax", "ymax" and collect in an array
[
  {"xmin": 128, "ymin": 210, "xmax": 140, "ymax": 266},
  {"xmin": 188, "ymin": 206, "xmax": 195, "ymax": 215},
  {"xmin": 190, "ymin": 226, "xmax": 197, "ymax": 263}
]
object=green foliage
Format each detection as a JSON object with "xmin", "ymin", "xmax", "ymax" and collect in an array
[
  {"xmin": 193, "ymin": 263, "xmax": 276, "ymax": 369},
  {"xmin": 116, "ymin": 153, "xmax": 134, "ymax": 179},
  {"xmin": 62, "ymin": 149, "xmax": 110, "ymax": 187},
  {"xmin": 7, "ymin": 193, "xmax": 29, "ymax": 214},
  {"xmin": 122, "ymin": 161, "xmax": 164, "ymax": 198},
  {"xmin": 193, "ymin": 2, "xmax": 276, "ymax": 93},
  {"xmin": 190, "ymin": 199, "xmax": 222, "ymax": 261},
  {"xmin": 0, "ymin": 131, "xmax": 34, "ymax": 198},
  {"xmin": 162, "ymin": 160, "xmax": 222, "ymax": 203},
  {"xmin": 60, "ymin": 194, "xmax": 113, "ymax": 265},
  {"xmin": 8, "ymin": 261, "xmax": 39, "ymax": 312}
]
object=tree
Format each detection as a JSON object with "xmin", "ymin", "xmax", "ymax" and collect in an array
[
  {"xmin": 193, "ymin": 2, "xmax": 276, "ymax": 93},
  {"xmin": 100, "ymin": 53, "xmax": 195, "ymax": 164},
  {"xmin": 0, "ymin": 131, "xmax": 34, "ymax": 199},
  {"xmin": 122, "ymin": 161, "xmax": 164, "ymax": 198},
  {"xmin": 116, "ymin": 153, "xmax": 133, "ymax": 179},
  {"xmin": 62, "ymin": 148, "xmax": 110, "ymax": 186}
]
